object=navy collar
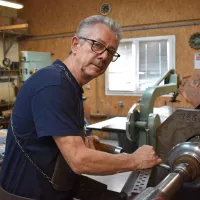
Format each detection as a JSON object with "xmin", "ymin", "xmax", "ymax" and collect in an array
[{"xmin": 52, "ymin": 59, "xmax": 84, "ymax": 94}]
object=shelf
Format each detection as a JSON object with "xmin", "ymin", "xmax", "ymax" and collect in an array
[
  {"xmin": 0, "ymin": 77, "xmax": 15, "ymax": 82},
  {"xmin": 0, "ymin": 103, "xmax": 13, "ymax": 108},
  {"xmin": 0, "ymin": 24, "xmax": 32, "ymax": 58},
  {"xmin": 0, "ymin": 70, "xmax": 19, "ymax": 72},
  {"xmin": 0, "ymin": 24, "xmax": 32, "ymax": 38},
  {"xmin": 0, "ymin": 120, "xmax": 9, "ymax": 125},
  {"xmin": 0, "ymin": 24, "xmax": 28, "ymax": 30},
  {"xmin": 0, "ymin": 24, "xmax": 29, "ymax": 34},
  {"xmin": 0, "ymin": 70, "xmax": 19, "ymax": 81}
]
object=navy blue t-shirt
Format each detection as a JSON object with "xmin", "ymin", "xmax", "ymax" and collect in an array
[{"xmin": 0, "ymin": 60, "xmax": 84, "ymax": 200}]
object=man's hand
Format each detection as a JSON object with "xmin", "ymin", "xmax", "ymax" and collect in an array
[
  {"xmin": 84, "ymin": 135, "xmax": 100, "ymax": 149},
  {"xmin": 132, "ymin": 145, "xmax": 162, "ymax": 169}
]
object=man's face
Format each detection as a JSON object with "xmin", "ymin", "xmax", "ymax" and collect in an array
[{"xmin": 72, "ymin": 23, "xmax": 119, "ymax": 82}]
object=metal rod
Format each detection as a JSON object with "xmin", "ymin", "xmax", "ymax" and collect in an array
[
  {"xmin": 158, "ymin": 163, "xmax": 170, "ymax": 170},
  {"xmin": 155, "ymin": 172, "xmax": 184, "ymax": 199},
  {"xmin": 122, "ymin": 21, "xmax": 200, "ymax": 32},
  {"xmin": 145, "ymin": 128, "xmax": 150, "ymax": 145}
]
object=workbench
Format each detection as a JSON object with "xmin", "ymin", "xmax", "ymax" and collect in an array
[
  {"xmin": 86, "ymin": 106, "xmax": 175, "ymax": 133},
  {"xmin": 87, "ymin": 117, "xmax": 126, "ymax": 132}
]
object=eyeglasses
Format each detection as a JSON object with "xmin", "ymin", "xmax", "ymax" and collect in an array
[{"xmin": 79, "ymin": 37, "xmax": 120, "ymax": 62}]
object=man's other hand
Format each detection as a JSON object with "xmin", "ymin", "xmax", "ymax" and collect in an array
[
  {"xmin": 84, "ymin": 135, "xmax": 100, "ymax": 149},
  {"xmin": 132, "ymin": 145, "xmax": 162, "ymax": 169}
]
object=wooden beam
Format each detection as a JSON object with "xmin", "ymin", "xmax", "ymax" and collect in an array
[{"xmin": 0, "ymin": 24, "xmax": 28, "ymax": 31}]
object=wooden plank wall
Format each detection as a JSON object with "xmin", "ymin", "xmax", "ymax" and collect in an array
[{"xmin": 18, "ymin": 0, "xmax": 200, "ymax": 137}]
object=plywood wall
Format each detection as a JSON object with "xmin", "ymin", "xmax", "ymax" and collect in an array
[{"xmin": 17, "ymin": 0, "xmax": 200, "ymax": 137}]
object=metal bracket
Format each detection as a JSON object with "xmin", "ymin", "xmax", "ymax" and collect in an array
[{"xmin": 2, "ymin": 32, "xmax": 19, "ymax": 59}]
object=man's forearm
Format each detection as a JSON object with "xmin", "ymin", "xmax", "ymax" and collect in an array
[
  {"xmin": 54, "ymin": 135, "xmax": 137, "ymax": 175},
  {"xmin": 70, "ymin": 147, "xmax": 136, "ymax": 175}
]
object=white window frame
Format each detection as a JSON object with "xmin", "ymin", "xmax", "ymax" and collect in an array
[{"xmin": 105, "ymin": 35, "xmax": 176, "ymax": 96}]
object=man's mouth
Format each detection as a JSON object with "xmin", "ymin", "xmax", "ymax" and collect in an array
[
  {"xmin": 94, "ymin": 64, "xmax": 102, "ymax": 69},
  {"xmin": 92, "ymin": 61, "xmax": 105, "ymax": 70}
]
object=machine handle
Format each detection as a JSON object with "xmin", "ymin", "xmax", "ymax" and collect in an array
[
  {"xmin": 94, "ymin": 142, "xmax": 124, "ymax": 154},
  {"xmin": 158, "ymin": 163, "xmax": 170, "ymax": 170}
]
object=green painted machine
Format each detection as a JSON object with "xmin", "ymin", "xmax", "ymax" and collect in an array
[
  {"xmin": 19, "ymin": 51, "xmax": 52, "ymax": 82},
  {"xmin": 126, "ymin": 69, "xmax": 180, "ymax": 148}
]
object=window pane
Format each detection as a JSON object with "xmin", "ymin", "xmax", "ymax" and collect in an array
[
  {"xmin": 105, "ymin": 36, "xmax": 175, "ymax": 96},
  {"xmin": 139, "ymin": 40, "xmax": 168, "ymax": 90},
  {"xmin": 107, "ymin": 42, "xmax": 136, "ymax": 91}
]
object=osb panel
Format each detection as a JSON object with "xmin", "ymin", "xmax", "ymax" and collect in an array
[
  {"xmin": 110, "ymin": 0, "xmax": 200, "ymax": 27},
  {"xmin": 18, "ymin": 0, "xmax": 103, "ymax": 35},
  {"xmin": 16, "ymin": 0, "xmax": 200, "ymax": 138},
  {"xmin": 19, "ymin": 38, "xmax": 72, "ymax": 61},
  {"xmin": 18, "ymin": 0, "xmax": 200, "ymax": 35}
]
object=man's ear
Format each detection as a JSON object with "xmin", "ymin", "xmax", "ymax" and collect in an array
[{"xmin": 71, "ymin": 36, "xmax": 80, "ymax": 54}]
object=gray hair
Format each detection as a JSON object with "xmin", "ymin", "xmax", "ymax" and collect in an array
[
  {"xmin": 69, "ymin": 15, "xmax": 122, "ymax": 54},
  {"xmin": 76, "ymin": 15, "xmax": 122, "ymax": 40}
]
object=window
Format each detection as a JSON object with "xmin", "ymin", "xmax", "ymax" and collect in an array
[{"xmin": 105, "ymin": 35, "xmax": 175, "ymax": 96}]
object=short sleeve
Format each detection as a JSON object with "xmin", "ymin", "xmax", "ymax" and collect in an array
[{"xmin": 31, "ymin": 84, "xmax": 83, "ymax": 138}]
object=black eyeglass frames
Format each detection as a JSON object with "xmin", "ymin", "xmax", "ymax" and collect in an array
[{"xmin": 79, "ymin": 37, "xmax": 120, "ymax": 62}]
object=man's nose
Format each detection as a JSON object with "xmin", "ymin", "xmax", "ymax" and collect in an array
[{"xmin": 99, "ymin": 49, "xmax": 110, "ymax": 60}]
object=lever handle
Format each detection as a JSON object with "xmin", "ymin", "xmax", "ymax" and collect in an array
[
  {"xmin": 94, "ymin": 142, "xmax": 124, "ymax": 154},
  {"xmin": 158, "ymin": 163, "xmax": 170, "ymax": 170}
]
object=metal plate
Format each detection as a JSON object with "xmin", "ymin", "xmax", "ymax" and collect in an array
[
  {"xmin": 131, "ymin": 169, "xmax": 152, "ymax": 194},
  {"xmin": 156, "ymin": 109, "xmax": 200, "ymax": 162},
  {"xmin": 156, "ymin": 109, "xmax": 200, "ymax": 184}
]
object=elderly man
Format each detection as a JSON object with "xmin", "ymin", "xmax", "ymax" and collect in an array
[{"xmin": 0, "ymin": 15, "xmax": 162, "ymax": 200}]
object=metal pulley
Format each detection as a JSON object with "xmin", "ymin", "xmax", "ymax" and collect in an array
[
  {"xmin": 167, "ymin": 142, "xmax": 200, "ymax": 188},
  {"xmin": 126, "ymin": 103, "xmax": 161, "ymax": 148},
  {"xmin": 126, "ymin": 103, "xmax": 140, "ymax": 142}
]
